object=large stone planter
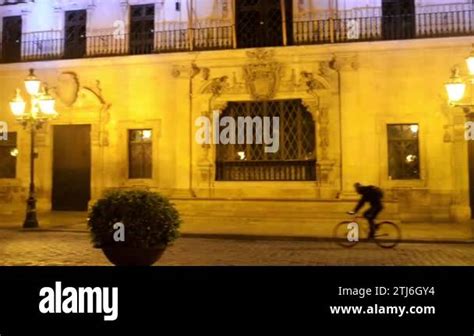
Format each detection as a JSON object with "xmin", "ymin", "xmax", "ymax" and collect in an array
[{"xmin": 102, "ymin": 246, "xmax": 166, "ymax": 266}]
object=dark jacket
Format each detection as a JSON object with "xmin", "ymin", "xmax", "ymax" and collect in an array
[{"xmin": 354, "ymin": 186, "xmax": 383, "ymax": 213}]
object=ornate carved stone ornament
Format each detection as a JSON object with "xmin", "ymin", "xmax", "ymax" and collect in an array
[
  {"xmin": 243, "ymin": 49, "xmax": 283, "ymax": 101},
  {"xmin": 201, "ymin": 76, "xmax": 230, "ymax": 97},
  {"xmin": 51, "ymin": 72, "xmax": 107, "ymax": 109},
  {"xmin": 171, "ymin": 63, "xmax": 203, "ymax": 79},
  {"xmin": 300, "ymin": 70, "xmax": 331, "ymax": 96},
  {"xmin": 55, "ymin": 72, "xmax": 79, "ymax": 107},
  {"xmin": 330, "ymin": 54, "xmax": 360, "ymax": 72},
  {"xmin": 197, "ymin": 53, "xmax": 334, "ymax": 103}
]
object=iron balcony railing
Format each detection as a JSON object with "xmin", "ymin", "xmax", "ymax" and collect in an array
[
  {"xmin": 294, "ymin": 10, "xmax": 474, "ymax": 44},
  {"xmin": 216, "ymin": 160, "xmax": 317, "ymax": 182},
  {"xmin": 0, "ymin": 26, "xmax": 234, "ymax": 62},
  {"xmin": 1, "ymin": 9, "xmax": 474, "ymax": 63}
]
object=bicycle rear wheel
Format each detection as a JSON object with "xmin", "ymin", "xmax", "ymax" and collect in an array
[
  {"xmin": 374, "ymin": 221, "xmax": 402, "ymax": 249},
  {"xmin": 334, "ymin": 221, "xmax": 359, "ymax": 248}
]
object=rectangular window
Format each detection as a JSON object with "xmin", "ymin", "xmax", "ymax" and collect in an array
[
  {"xmin": 2, "ymin": 16, "xmax": 22, "ymax": 62},
  {"xmin": 382, "ymin": 0, "xmax": 415, "ymax": 40},
  {"xmin": 64, "ymin": 10, "xmax": 87, "ymax": 59},
  {"xmin": 128, "ymin": 129, "xmax": 152, "ymax": 179},
  {"xmin": 387, "ymin": 124, "xmax": 420, "ymax": 180},
  {"xmin": 236, "ymin": 0, "xmax": 293, "ymax": 48},
  {"xmin": 129, "ymin": 4, "xmax": 155, "ymax": 54},
  {"xmin": 216, "ymin": 100, "xmax": 316, "ymax": 181},
  {"xmin": 0, "ymin": 132, "xmax": 17, "ymax": 179}
]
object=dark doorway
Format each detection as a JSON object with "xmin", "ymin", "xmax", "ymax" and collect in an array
[
  {"xmin": 64, "ymin": 10, "xmax": 87, "ymax": 59},
  {"xmin": 382, "ymin": 0, "xmax": 415, "ymax": 40},
  {"xmin": 52, "ymin": 125, "xmax": 91, "ymax": 211},
  {"xmin": 2, "ymin": 16, "xmax": 22, "ymax": 62},
  {"xmin": 236, "ymin": 0, "xmax": 293, "ymax": 48},
  {"xmin": 129, "ymin": 4, "xmax": 155, "ymax": 54}
]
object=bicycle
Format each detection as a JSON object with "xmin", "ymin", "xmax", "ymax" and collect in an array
[{"xmin": 333, "ymin": 215, "xmax": 402, "ymax": 249}]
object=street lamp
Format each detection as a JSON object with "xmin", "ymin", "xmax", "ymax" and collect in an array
[
  {"xmin": 445, "ymin": 67, "xmax": 467, "ymax": 104},
  {"xmin": 445, "ymin": 45, "xmax": 474, "ymax": 110},
  {"xmin": 445, "ymin": 46, "xmax": 474, "ymax": 223},
  {"xmin": 9, "ymin": 69, "xmax": 58, "ymax": 229}
]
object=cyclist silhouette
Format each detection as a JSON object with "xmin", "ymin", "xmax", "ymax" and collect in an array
[{"xmin": 347, "ymin": 183, "xmax": 384, "ymax": 239}]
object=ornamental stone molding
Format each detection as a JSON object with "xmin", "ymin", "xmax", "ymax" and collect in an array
[
  {"xmin": 243, "ymin": 49, "xmax": 283, "ymax": 101},
  {"xmin": 318, "ymin": 107, "xmax": 330, "ymax": 161},
  {"xmin": 299, "ymin": 70, "xmax": 331, "ymax": 96},
  {"xmin": 192, "ymin": 52, "xmax": 339, "ymax": 187},
  {"xmin": 51, "ymin": 72, "xmax": 107, "ymax": 109},
  {"xmin": 330, "ymin": 54, "xmax": 360, "ymax": 72},
  {"xmin": 301, "ymin": 98, "xmax": 336, "ymax": 184},
  {"xmin": 171, "ymin": 63, "xmax": 203, "ymax": 79},
  {"xmin": 198, "ymin": 54, "xmax": 335, "ymax": 102},
  {"xmin": 49, "ymin": 72, "xmax": 111, "ymax": 147},
  {"xmin": 201, "ymin": 76, "xmax": 230, "ymax": 97},
  {"xmin": 53, "ymin": 72, "xmax": 80, "ymax": 107}
]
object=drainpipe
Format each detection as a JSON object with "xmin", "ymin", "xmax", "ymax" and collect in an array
[
  {"xmin": 188, "ymin": 62, "xmax": 200, "ymax": 198},
  {"xmin": 187, "ymin": 0, "xmax": 194, "ymax": 51},
  {"xmin": 281, "ymin": 0, "xmax": 288, "ymax": 46},
  {"xmin": 331, "ymin": 57, "xmax": 344, "ymax": 199},
  {"xmin": 231, "ymin": 0, "xmax": 237, "ymax": 48}
]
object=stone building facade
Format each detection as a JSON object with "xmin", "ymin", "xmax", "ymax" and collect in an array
[{"xmin": 0, "ymin": 0, "xmax": 473, "ymax": 227}]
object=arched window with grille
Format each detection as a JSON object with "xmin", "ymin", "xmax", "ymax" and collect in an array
[{"xmin": 216, "ymin": 99, "xmax": 316, "ymax": 181}]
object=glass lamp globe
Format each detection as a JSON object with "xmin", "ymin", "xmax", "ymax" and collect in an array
[
  {"xmin": 467, "ymin": 45, "xmax": 474, "ymax": 76},
  {"xmin": 24, "ymin": 69, "xmax": 41, "ymax": 96},
  {"xmin": 445, "ymin": 68, "xmax": 466, "ymax": 103},
  {"xmin": 10, "ymin": 89, "xmax": 26, "ymax": 117},
  {"xmin": 38, "ymin": 88, "xmax": 57, "ymax": 117}
]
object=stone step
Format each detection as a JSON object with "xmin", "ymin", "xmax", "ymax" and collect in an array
[
  {"xmin": 179, "ymin": 215, "xmax": 403, "ymax": 238},
  {"xmin": 172, "ymin": 198, "xmax": 400, "ymax": 219},
  {"xmin": 181, "ymin": 216, "xmax": 401, "ymax": 225}
]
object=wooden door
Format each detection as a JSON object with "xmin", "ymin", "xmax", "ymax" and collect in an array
[{"xmin": 52, "ymin": 125, "xmax": 91, "ymax": 211}]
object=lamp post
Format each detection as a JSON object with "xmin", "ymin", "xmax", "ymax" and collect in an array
[
  {"xmin": 445, "ymin": 46, "xmax": 474, "ymax": 221},
  {"xmin": 9, "ymin": 69, "xmax": 57, "ymax": 229},
  {"xmin": 445, "ymin": 45, "xmax": 474, "ymax": 114}
]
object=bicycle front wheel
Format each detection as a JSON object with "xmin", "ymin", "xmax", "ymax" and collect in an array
[
  {"xmin": 334, "ymin": 221, "xmax": 359, "ymax": 248},
  {"xmin": 374, "ymin": 221, "xmax": 402, "ymax": 249}
]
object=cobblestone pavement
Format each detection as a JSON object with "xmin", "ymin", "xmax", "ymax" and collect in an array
[{"xmin": 1, "ymin": 230, "xmax": 474, "ymax": 266}]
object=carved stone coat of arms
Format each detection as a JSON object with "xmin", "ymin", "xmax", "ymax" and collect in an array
[{"xmin": 243, "ymin": 49, "xmax": 282, "ymax": 101}]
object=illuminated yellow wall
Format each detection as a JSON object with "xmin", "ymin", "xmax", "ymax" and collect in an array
[{"xmin": 0, "ymin": 36, "xmax": 472, "ymax": 222}]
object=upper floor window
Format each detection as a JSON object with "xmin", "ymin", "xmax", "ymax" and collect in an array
[
  {"xmin": 387, "ymin": 124, "xmax": 420, "ymax": 180},
  {"xmin": 382, "ymin": 0, "xmax": 415, "ymax": 40},
  {"xmin": 64, "ymin": 10, "xmax": 87, "ymax": 59},
  {"xmin": 236, "ymin": 0, "xmax": 293, "ymax": 49},
  {"xmin": 1, "ymin": 1, "xmax": 31, "ymax": 4},
  {"xmin": 1, "ymin": 16, "xmax": 22, "ymax": 62},
  {"xmin": 129, "ymin": 4, "xmax": 155, "ymax": 54},
  {"xmin": 0, "ymin": 132, "xmax": 17, "ymax": 179}
]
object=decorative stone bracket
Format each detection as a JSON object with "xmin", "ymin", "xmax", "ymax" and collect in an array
[
  {"xmin": 188, "ymin": 49, "xmax": 339, "ymax": 188},
  {"xmin": 198, "ymin": 49, "xmax": 336, "ymax": 102},
  {"xmin": 49, "ymin": 71, "xmax": 111, "ymax": 147}
]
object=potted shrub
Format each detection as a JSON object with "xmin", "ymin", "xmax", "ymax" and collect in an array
[{"xmin": 88, "ymin": 189, "xmax": 181, "ymax": 266}]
